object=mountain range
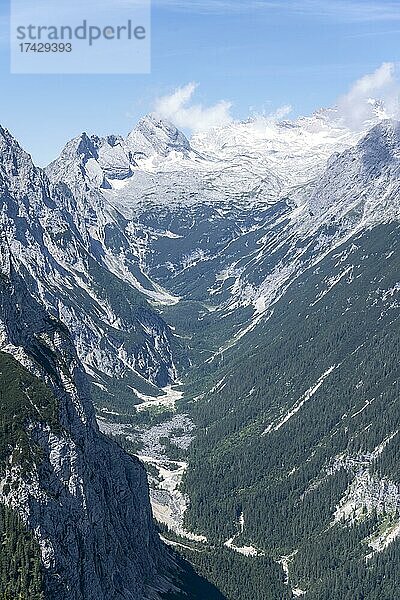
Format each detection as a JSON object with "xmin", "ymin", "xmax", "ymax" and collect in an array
[{"xmin": 0, "ymin": 108, "xmax": 399, "ymax": 599}]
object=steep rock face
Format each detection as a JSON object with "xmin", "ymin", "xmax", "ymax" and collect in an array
[
  {"xmin": 309, "ymin": 119, "xmax": 400, "ymax": 224},
  {"xmin": 95, "ymin": 134, "xmax": 135, "ymax": 180},
  {"xmin": 0, "ymin": 126, "xmax": 182, "ymax": 408},
  {"xmin": 0, "ymin": 245, "xmax": 169, "ymax": 600}
]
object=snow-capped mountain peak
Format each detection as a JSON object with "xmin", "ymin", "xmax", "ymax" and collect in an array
[
  {"xmin": 46, "ymin": 114, "xmax": 194, "ymax": 193},
  {"xmin": 126, "ymin": 112, "xmax": 192, "ymax": 159}
]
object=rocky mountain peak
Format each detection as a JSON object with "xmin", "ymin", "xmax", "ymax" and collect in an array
[
  {"xmin": 48, "ymin": 132, "xmax": 98, "ymax": 170},
  {"xmin": 0, "ymin": 125, "xmax": 33, "ymax": 174},
  {"xmin": 46, "ymin": 132, "xmax": 107, "ymax": 191},
  {"xmin": 46, "ymin": 114, "xmax": 193, "ymax": 192},
  {"xmin": 74, "ymin": 132, "xmax": 99, "ymax": 161},
  {"xmin": 126, "ymin": 112, "xmax": 192, "ymax": 158},
  {"xmin": 0, "ymin": 125, "xmax": 48, "ymax": 202}
]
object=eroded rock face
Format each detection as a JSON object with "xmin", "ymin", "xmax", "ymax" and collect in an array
[{"xmin": 0, "ymin": 250, "xmax": 169, "ymax": 600}]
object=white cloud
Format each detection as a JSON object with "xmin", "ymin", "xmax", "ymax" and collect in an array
[
  {"xmin": 154, "ymin": 83, "xmax": 233, "ymax": 131},
  {"xmin": 269, "ymin": 104, "xmax": 293, "ymax": 120},
  {"xmin": 336, "ymin": 63, "xmax": 400, "ymax": 129}
]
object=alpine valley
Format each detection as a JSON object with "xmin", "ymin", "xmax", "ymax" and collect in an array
[{"xmin": 0, "ymin": 105, "xmax": 399, "ymax": 599}]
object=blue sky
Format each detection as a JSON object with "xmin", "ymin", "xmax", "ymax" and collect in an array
[{"xmin": 1, "ymin": 0, "xmax": 400, "ymax": 165}]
